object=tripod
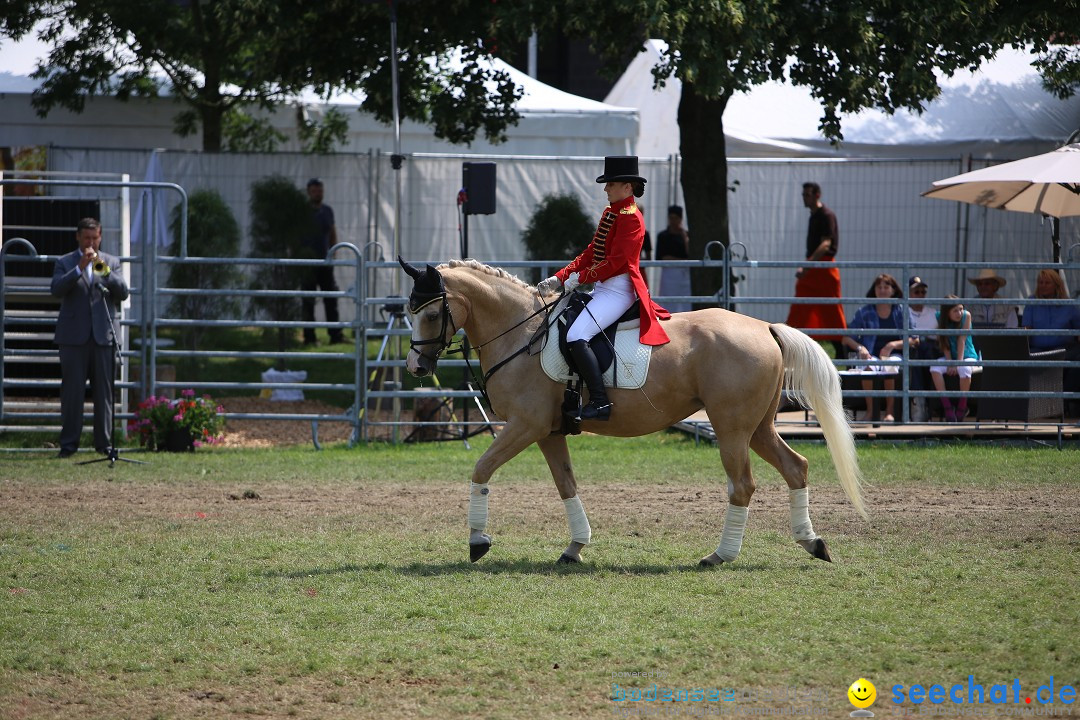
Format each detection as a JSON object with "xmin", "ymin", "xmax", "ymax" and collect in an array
[
  {"xmin": 77, "ymin": 281, "xmax": 147, "ymax": 468},
  {"xmin": 362, "ymin": 301, "xmax": 495, "ymax": 447}
]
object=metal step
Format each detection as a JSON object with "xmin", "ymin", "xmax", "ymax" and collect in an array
[
  {"xmin": 3, "ymin": 400, "xmax": 63, "ymax": 410},
  {"xmin": 3, "ymin": 353, "xmax": 60, "ymax": 363},
  {"xmin": 1, "ymin": 332, "xmax": 55, "ymax": 342},
  {"xmin": 0, "ymin": 425, "xmax": 64, "ymax": 433},
  {"xmin": 1, "ymin": 379, "xmax": 62, "ymax": 388},
  {"xmin": 1, "ymin": 308, "xmax": 59, "ymax": 318}
]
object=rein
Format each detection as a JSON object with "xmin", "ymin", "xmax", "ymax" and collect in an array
[{"xmin": 443, "ymin": 291, "xmax": 566, "ymax": 407}]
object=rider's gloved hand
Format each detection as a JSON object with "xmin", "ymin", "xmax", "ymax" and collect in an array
[
  {"xmin": 537, "ymin": 276, "xmax": 562, "ymax": 295},
  {"xmin": 564, "ymin": 275, "xmax": 580, "ymax": 292}
]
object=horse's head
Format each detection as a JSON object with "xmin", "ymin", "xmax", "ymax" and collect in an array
[{"xmin": 399, "ymin": 257, "xmax": 456, "ymax": 377}]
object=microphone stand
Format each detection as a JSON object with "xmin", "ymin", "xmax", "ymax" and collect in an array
[{"xmin": 78, "ymin": 272, "xmax": 147, "ymax": 468}]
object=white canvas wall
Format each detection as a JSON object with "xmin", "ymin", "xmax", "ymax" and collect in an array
[
  {"xmin": 724, "ymin": 158, "xmax": 1079, "ymax": 323},
  {"xmin": 43, "ymin": 148, "xmax": 1080, "ymax": 327}
]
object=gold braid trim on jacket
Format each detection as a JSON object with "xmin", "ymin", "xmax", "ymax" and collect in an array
[{"xmin": 590, "ymin": 209, "xmax": 616, "ymax": 267}]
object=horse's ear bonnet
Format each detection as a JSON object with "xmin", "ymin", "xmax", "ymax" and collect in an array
[{"xmin": 399, "ymin": 256, "xmax": 445, "ymax": 311}]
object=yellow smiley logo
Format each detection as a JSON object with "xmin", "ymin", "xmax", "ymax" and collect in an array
[{"xmin": 848, "ymin": 678, "xmax": 877, "ymax": 709}]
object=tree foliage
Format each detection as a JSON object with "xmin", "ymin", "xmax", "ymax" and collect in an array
[
  {"xmin": 2, "ymin": 0, "xmax": 524, "ymax": 152},
  {"xmin": 521, "ymin": 193, "xmax": 595, "ymax": 282},
  {"xmin": 167, "ymin": 189, "xmax": 246, "ymax": 351},
  {"xmin": 247, "ymin": 175, "xmax": 316, "ymax": 356},
  {"xmin": 510, "ymin": 0, "xmax": 1073, "ymax": 298}
]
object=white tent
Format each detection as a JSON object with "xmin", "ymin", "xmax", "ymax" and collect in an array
[
  {"xmin": 0, "ymin": 32, "xmax": 637, "ymax": 157},
  {"xmin": 606, "ymin": 40, "xmax": 1080, "ymax": 160}
]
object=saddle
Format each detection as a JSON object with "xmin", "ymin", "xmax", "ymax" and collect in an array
[{"xmin": 539, "ymin": 292, "xmax": 654, "ymax": 390}]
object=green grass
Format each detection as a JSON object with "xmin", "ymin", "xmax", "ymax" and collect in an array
[{"xmin": 1, "ymin": 437, "xmax": 1078, "ymax": 718}]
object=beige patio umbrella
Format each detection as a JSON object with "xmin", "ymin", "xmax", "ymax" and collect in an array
[{"xmin": 922, "ymin": 142, "xmax": 1080, "ymax": 262}]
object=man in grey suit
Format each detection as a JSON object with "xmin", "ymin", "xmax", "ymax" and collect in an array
[{"xmin": 51, "ymin": 218, "xmax": 130, "ymax": 458}]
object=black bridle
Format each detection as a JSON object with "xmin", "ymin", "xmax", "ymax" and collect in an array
[
  {"xmin": 398, "ymin": 256, "xmax": 566, "ymax": 409},
  {"xmin": 409, "ymin": 287, "xmax": 565, "ymax": 410},
  {"xmin": 407, "ymin": 292, "xmax": 458, "ymax": 366}
]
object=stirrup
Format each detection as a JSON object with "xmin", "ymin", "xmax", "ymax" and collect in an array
[{"xmin": 579, "ymin": 401, "xmax": 612, "ymax": 421}]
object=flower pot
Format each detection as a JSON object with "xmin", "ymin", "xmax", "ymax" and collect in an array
[{"xmin": 162, "ymin": 428, "xmax": 195, "ymax": 452}]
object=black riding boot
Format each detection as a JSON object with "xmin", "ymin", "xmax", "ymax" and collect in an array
[{"xmin": 568, "ymin": 340, "xmax": 612, "ymax": 420}]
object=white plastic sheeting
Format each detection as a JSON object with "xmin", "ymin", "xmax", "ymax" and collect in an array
[
  {"xmin": 45, "ymin": 148, "xmax": 1079, "ymax": 325},
  {"xmin": 722, "ymin": 158, "xmax": 1078, "ymax": 322}
]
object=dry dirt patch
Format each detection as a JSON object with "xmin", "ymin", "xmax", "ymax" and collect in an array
[{"xmin": 5, "ymin": 476, "xmax": 1078, "ymax": 545}]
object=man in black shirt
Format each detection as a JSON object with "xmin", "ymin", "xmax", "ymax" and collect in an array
[{"xmin": 301, "ymin": 178, "xmax": 344, "ymax": 345}]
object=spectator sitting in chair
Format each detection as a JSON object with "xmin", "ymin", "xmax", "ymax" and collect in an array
[
  {"xmin": 907, "ymin": 276, "xmax": 939, "ymax": 422},
  {"xmin": 930, "ymin": 295, "xmax": 981, "ymax": 422},
  {"xmin": 1023, "ymin": 268, "xmax": 1080, "ymax": 415},
  {"xmin": 1024, "ymin": 268, "xmax": 1080, "ymax": 352},
  {"xmin": 840, "ymin": 273, "xmax": 906, "ymax": 423},
  {"xmin": 968, "ymin": 268, "xmax": 1019, "ymax": 328}
]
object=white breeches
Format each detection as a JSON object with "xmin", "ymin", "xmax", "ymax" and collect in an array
[{"xmin": 566, "ymin": 274, "xmax": 637, "ymax": 343}]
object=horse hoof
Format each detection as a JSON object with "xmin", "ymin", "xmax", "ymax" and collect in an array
[
  {"xmin": 469, "ymin": 536, "xmax": 492, "ymax": 563},
  {"xmin": 557, "ymin": 553, "xmax": 580, "ymax": 564},
  {"xmin": 698, "ymin": 552, "xmax": 725, "ymax": 567},
  {"xmin": 811, "ymin": 538, "xmax": 833, "ymax": 563}
]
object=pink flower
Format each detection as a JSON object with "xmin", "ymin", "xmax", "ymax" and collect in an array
[
  {"xmin": 173, "ymin": 414, "xmax": 183, "ymax": 422},
  {"xmin": 182, "ymin": 389, "xmax": 195, "ymax": 397},
  {"xmin": 193, "ymin": 440, "xmax": 203, "ymax": 448}
]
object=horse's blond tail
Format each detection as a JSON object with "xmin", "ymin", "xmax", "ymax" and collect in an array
[{"xmin": 770, "ymin": 323, "xmax": 867, "ymax": 519}]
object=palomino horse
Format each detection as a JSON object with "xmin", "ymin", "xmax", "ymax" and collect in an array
[{"xmin": 400, "ymin": 259, "xmax": 866, "ymax": 566}]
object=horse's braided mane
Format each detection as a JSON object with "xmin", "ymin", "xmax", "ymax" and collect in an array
[{"xmin": 441, "ymin": 259, "xmax": 533, "ymax": 291}]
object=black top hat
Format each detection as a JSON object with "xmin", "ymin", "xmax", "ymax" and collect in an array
[{"xmin": 596, "ymin": 156, "xmax": 647, "ymax": 184}]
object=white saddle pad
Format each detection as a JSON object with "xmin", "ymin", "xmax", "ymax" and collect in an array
[{"xmin": 539, "ymin": 297, "xmax": 653, "ymax": 389}]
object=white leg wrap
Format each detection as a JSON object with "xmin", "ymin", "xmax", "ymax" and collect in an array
[
  {"xmin": 564, "ymin": 496, "xmax": 592, "ymax": 544},
  {"xmin": 468, "ymin": 483, "xmax": 490, "ymax": 531},
  {"xmin": 716, "ymin": 504, "xmax": 749, "ymax": 562},
  {"xmin": 790, "ymin": 487, "xmax": 819, "ymax": 542}
]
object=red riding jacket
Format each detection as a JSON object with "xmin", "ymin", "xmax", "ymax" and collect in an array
[{"xmin": 555, "ymin": 194, "xmax": 671, "ymax": 345}]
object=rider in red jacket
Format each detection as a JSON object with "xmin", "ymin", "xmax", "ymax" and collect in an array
[{"xmin": 539, "ymin": 156, "xmax": 671, "ymax": 420}]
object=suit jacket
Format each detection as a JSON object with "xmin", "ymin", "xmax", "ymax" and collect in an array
[{"xmin": 51, "ymin": 250, "xmax": 130, "ymax": 346}]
